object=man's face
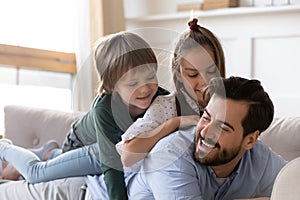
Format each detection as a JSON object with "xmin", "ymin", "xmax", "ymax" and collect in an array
[{"xmin": 194, "ymin": 94, "xmax": 249, "ymax": 166}]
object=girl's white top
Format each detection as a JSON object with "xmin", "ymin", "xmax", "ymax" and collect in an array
[{"xmin": 116, "ymin": 92, "xmax": 177, "ymax": 152}]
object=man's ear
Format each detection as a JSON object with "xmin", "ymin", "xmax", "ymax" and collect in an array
[{"xmin": 243, "ymin": 130, "xmax": 259, "ymax": 150}]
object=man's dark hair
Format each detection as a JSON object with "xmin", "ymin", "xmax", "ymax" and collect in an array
[{"xmin": 207, "ymin": 76, "xmax": 274, "ymax": 137}]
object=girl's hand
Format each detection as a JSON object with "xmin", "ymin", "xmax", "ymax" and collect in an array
[{"xmin": 178, "ymin": 115, "xmax": 200, "ymax": 128}]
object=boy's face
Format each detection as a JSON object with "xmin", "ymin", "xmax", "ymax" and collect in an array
[
  {"xmin": 178, "ymin": 46, "xmax": 220, "ymax": 108},
  {"xmin": 115, "ymin": 65, "xmax": 158, "ymax": 112},
  {"xmin": 194, "ymin": 94, "xmax": 250, "ymax": 167}
]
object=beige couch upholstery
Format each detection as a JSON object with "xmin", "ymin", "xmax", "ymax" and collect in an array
[
  {"xmin": 271, "ymin": 157, "xmax": 300, "ymax": 200},
  {"xmin": 4, "ymin": 105, "xmax": 82, "ymax": 148},
  {"xmin": 260, "ymin": 117, "xmax": 300, "ymax": 200},
  {"xmin": 3, "ymin": 105, "xmax": 87, "ymax": 200},
  {"xmin": 260, "ymin": 117, "xmax": 300, "ymax": 161},
  {"xmin": 3, "ymin": 105, "xmax": 300, "ymax": 199}
]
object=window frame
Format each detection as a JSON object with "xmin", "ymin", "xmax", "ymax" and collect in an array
[{"xmin": 0, "ymin": 43, "xmax": 76, "ymax": 74}]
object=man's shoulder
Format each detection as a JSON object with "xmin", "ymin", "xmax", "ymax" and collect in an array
[
  {"xmin": 141, "ymin": 127, "xmax": 196, "ymax": 172},
  {"xmin": 235, "ymin": 140, "xmax": 287, "ymax": 197},
  {"xmin": 252, "ymin": 140, "xmax": 284, "ymax": 160},
  {"xmin": 242, "ymin": 140, "xmax": 287, "ymax": 172},
  {"xmin": 150, "ymin": 127, "xmax": 195, "ymax": 154}
]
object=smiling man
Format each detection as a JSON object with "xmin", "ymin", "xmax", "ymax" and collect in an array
[{"xmin": 127, "ymin": 76, "xmax": 287, "ymax": 200}]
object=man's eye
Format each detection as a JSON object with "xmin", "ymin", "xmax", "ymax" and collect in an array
[
  {"xmin": 202, "ymin": 116, "xmax": 210, "ymax": 122},
  {"xmin": 219, "ymin": 125, "xmax": 229, "ymax": 132}
]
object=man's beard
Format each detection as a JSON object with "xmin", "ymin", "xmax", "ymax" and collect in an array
[{"xmin": 193, "ymin": 134, "xmax": 242, "ymax": 166}]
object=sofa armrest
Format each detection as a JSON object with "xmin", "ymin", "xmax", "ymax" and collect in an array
[
  {"xmin": 4, "ymin": 105, "xmax": 81, "ymax": 149},
  {"xmin": 271, "ymin": 156, "xmax": 300, "ymax": 199}
]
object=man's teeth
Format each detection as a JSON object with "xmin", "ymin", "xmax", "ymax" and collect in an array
[{"xmin": 202, "ymin": 140, "xmax": 215, "ymax": 148}]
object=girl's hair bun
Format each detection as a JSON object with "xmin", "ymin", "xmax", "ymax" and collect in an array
[{"xmin": 188, "ymin": 18, "xmax": 200, "ymax": 31}]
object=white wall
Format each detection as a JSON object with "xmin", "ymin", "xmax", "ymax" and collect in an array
[{"xmin": 124, "ymin": 4, "xmax": 300, "ymax": 118}]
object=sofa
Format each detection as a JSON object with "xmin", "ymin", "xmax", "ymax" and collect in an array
[
  {"xmin": 2, "ymin": 105, "xmax": 87, "ymax": 200},
  {"xmin": 3, "ymin": 104, "xmax": 300, "ymax": 199},
  {"xmin": 3, "ymin": 105, "xmax": 82, "ymax": 149}
]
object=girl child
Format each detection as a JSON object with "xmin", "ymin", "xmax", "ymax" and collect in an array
[
  {"xmin": 116, "ymin": 18, "xmax": 226, "ymax": 168},
  {"xmin": 0, "ymin": 31, "xmax": 169, "ymax": 200}
]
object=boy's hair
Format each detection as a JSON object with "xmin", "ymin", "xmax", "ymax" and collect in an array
[
  {"xmin": 208, "ymin": 76, "xmax": 274, "ymax": 137},
  {"xmin": 172, "ymin": 18, "xmax": 226, "ymax": 88},
  {"xmin": 93, "ymin": 31, "xmax": 158, "ymax": 94}
]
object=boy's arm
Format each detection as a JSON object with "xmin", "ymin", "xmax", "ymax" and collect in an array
[
  {"xmin": 98, "ymin": 129, "xmax": 128, "ymax": 200},
  {"xmin": 102, "ymin": 166, "xmax": 128, "ymax": 200},
  {"xmin": 94, "ymin": 107, "xmax": 128, "ymax": 200}
]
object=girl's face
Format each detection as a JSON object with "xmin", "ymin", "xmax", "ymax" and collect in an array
[
  {"xmin": 177, "ymin": 46, "xmax": 220, "ymax": 108},
  {"xmin": 115, "ymin": 65, "xmax": 158, "ymax": 115}
]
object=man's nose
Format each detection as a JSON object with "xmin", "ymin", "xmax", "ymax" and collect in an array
[
  {"xmin": 200, "ymin": 123, "xmax": 221, "ymax": 142},
  {"xmin": 200, "ymin": 123, "xmax": 210, "ymax": 139}
]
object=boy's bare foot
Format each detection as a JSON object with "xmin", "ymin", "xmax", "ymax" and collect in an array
[
  {"xmin": 30, "ymin": 140, "xmax": 59, "ymax": 161},
  {"xmin": 0, "ymin": 138, "xmax": 13, "ymax": 146}
]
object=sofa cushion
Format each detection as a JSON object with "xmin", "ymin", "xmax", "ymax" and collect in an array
[
  {"xmin": 259, "ymin": 117, "xmax": 300, "ymax": 161},
  {"xmin": 4, "ymin": 105, "xmax": 82, "ymax": 148},
  {"xmin": 271, "ymin": 157, "xmax": 300, "ymax": 199}
]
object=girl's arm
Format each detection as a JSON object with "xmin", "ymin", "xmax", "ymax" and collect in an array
[{"xmin": 121, "ymin": 115, "xmax": 199, "ymax": 167}]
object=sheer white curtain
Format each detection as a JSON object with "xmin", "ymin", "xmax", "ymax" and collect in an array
[
  {"xmin": 73, "ymin": 0, "xmax": 125, "ymax": 112},
  {"xmin": 72, "ymin": 0, "xmax": 93, "ymax": 112}
]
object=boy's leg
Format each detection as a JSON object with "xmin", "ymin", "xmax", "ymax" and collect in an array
[
  {"xmin": 40, "ymin": 143, "xmax": 102, "ymax": 181},
  {"xmin": 1, "ymin": 142, "xmax": 101, "ymax": 183}
]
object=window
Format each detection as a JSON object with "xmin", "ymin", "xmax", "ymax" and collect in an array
[{"xmin": 0, "ymin": 0, "xmax": 78, "ymax": 135}]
